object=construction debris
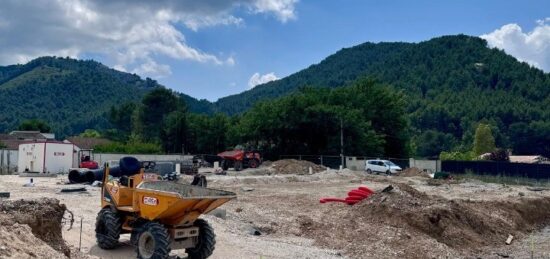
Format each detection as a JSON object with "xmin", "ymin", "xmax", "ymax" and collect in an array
[
  {"xmin": 22, "ymin": 178, "xmax": 34, "ymax": 187},
  {"xmin": 60, "ymin": 187, "xmax": 87, "ymax": 193},
  {"xmin": 505, "ymin": 234, "xmax": 514, "ymax": 245},
  {"xmin": 527, "ymin": 187, "xmax": 548, "ymax": 192}
]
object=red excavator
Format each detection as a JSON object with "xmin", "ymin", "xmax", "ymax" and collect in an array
[{"xmin": 217, "ymin": 150, "xmax": 262, "ymax": 171}]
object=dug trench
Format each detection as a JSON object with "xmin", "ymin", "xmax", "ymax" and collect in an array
[
  {"xmin": 0, "ymin": 198, "xmax": 71, "ymax": 258},
  {"xmin": 293, "ymin": 183, "xmax": 550, "ymax": 258}
]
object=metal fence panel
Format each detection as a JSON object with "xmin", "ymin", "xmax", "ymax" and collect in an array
[{"xmin": 441, "ymin": 160, "xmax": 550, "ymax": 180}]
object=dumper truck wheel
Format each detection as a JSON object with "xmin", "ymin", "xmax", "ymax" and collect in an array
[
  {"xmin": 248, "ymin": 159, "xmax": 259, "ymax": 168},
  {"xmin": 95, "ymin": 208, "xmax": 122, "ymax": 249},
  {"xmin": 221, "ymin": 160, "xmax": 229, "ymax": 171},
  {"xmin": 186, "ymin": 219, "xmax": 216, "ymax": 259},
  {"xmin": 136, "ymin": 222, "xmax": 171, "ymax": 259},
  {"xmin": 234, "ymin": 161, "xmax": 243, "ymax": 171}
]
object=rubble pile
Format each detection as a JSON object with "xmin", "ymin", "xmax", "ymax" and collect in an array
[{"xmin": 270, "ymin": 159, "xmax": 326, "ymax": 174}]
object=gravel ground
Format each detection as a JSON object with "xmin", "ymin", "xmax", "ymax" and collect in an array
[{"xmin": 1, "ymin": 169, "xmax": 550, "ymax": 258}]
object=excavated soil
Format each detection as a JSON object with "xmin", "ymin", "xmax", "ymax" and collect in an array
[
  {"xmin": 270, "ymin": 159, "xmax": 327, "ymax": 174},
  {"xmin": 0, "ymin": 198, "xmax": 70, "ymax": 258},
  {"xmin": 296, "ymin": 183, "xmax": 550, "ymax": 258},
  {"xmin": 397, "ymin": 167, "xmax": 429, "ymax": 178}
]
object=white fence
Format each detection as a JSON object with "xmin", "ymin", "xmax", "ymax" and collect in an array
[
  {"xmin": 0, "ymin": 150, "xmax": 194, "ymax": 175},
  {"xmin": 0, "ymin": 149, "xmax": 18, "ymax": 174},
  {"xmin": 409, "ymin": 158, "xmax": 441, "ymax": 173},
  {"xmin": 93, "ymin": 153, "xmax": 193, "ymax": 166}
]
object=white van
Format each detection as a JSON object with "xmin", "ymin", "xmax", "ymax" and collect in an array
[{"xmin": 365, "ymin": 159, "xmax": 402, "ymax": 175}]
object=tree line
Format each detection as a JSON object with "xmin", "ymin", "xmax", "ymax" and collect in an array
[{"xmin": 92, "ymin": 79, "xmax": 409, "ymax": 159}]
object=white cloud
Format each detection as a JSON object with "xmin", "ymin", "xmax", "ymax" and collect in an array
[
  {"xmin": 248, "ymin": 72, "xmax": 279, "ymax": 88},
  {"xmin": 0, "ymin": 0, "xmax": 298, "ymax": 78},
  {"xmin": 251, "ymin": 0, "xmax": 298, "ymax": 22},
  {"xmin": 226, "ymin": 56, "xmax": 236, "ymax": 66},
  {"xmin": 131, "ymin": 58, "xmax": 172, "ymax": 78},
  {"xmin": 481, "ymin": 18, "xmax": 550, "ymax": 72}
]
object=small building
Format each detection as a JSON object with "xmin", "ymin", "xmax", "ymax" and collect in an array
[
  {"xmin": 18, "ymin": 141, "xmax": 75, "ymax": 174},
  {"xmin": 0, "ymin": 131, "xmax": 56, "ymax": 150}
]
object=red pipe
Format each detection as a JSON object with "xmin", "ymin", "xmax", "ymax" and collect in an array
[
  {"xmin": 345, "ymin": 196, "xmax": 363, "ymax": 201},
  {"xmin": 320, "ymin": 186, "xmax": 375, "ymax": 205},
  {"xmin": 358, "ymin": 186, "xmax": 374, "ymax": 194},
  {"xmin": 348, "ymin": 190, "xmax": 370, "ymax": 198}
]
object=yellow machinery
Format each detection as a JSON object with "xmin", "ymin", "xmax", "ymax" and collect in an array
[{"xmin": 95, "ymin": 157, "xmax": 236, "ymax": 259}]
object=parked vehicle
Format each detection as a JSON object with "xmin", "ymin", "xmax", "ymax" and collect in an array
[
  {"xmin": 365, "ymin": 159, "xmax": 402, "ymax": 175},
  {"xmin": 78, "ymin": 149, "xmax": 99, "ymax": 169},
  {"xmin": 217, "ymin": 150, "xmax": 262, "ymax": 171}
]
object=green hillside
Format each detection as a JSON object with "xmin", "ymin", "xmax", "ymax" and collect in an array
[
  {"xmin": 1, "ymin": 35, "xmax": 549, "ymax": 157},
  {"xmin": 214, "ymin": 35, "xmax": 550, "ymax": 157}
]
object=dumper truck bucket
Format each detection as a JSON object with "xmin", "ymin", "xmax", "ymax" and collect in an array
[{"xmin": 134, "ymin": 181, "xmax": 236, "ymax": 226}]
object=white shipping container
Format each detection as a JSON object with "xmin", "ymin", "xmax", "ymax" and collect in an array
[{"xmin": 18, "ymin": 142, "xmax": 75, "ymax": 174}]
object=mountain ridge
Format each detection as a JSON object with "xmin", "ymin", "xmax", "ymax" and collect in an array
[{"xmin": 1, "ymin": 34, "xmax": 549, "ymax": 156}]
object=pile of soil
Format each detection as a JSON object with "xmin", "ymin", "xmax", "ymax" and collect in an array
[
  {"xmin": 270, "ymin": 159, "xmax": 326, "ymax": 175},
  {"xmin": 0, "ymin": 198, "xmax": 70, "ymax": 258},
  {"xmin": 297, "ymin": 184, "xmax": 550, "ymax": 258},
  {"xmin": 397, "ymin": 167, "xmax": 429, "ymax": 177}
]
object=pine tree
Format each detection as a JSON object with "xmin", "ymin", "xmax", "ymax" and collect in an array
[{"xmin": 473, "ymin": 123, "xmax": 496, "ymax": 155}]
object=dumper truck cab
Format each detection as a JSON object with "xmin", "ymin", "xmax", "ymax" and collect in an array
[{"xmin": 96, "ymin": 157, "xmax": 236, "ymax": 259}]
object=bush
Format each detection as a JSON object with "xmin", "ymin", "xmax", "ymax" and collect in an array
[
  {"xmin": 94, "ymin": 141, "xmax": 162, "ymax": 154},
  {"xmin": 439, "ymin": 151, "xmax": 476, "ymax": 161}
]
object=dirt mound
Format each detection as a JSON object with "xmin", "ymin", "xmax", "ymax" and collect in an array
[
  {"xmin": 0, "ymin": 223, "xmax": 65, "ymax": 259},
  {"xmin": 0, "ymin": 198, "xmax": 70, "ymax": 257},
  {"xmin": 271, "ymin": 159, "xmax": 326, "ymax": 174},
  {"xmin": 397, "ymin": 167, "xmax": 429, "ymax": 177},
  {"xmin": 297, "ymin": 183, "xmax": 550, "ymax": 258}
]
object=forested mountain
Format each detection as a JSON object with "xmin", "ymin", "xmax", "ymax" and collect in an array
[
  {"xmin": 1, "ymin": 35, "xmax": 549, "ymax": 157},
  {"xmin": 214, "ymin": 35, "xmax": 550, "ymax": 157},
  {"xmin": 0, "ymin": 57, "xmax": 208, "ymax": 137}
]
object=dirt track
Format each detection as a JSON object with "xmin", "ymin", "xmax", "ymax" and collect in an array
[{"xmin": 1, "ymin": 167, "xmax": 550, "ymax": 258}]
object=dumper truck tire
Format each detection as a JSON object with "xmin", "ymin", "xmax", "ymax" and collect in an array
[
  {"xmin": 136, "ymin": 221, "xmax": 171, "ymax": 259},
  {"xmin": 234, "ymin": 161, "xmax": 243, "ymax": 171},
  {"xmin": 95, "ymin": 208, "xmax": 122, "ymax": 249},
  {"xmin": 186, "ymin": 219, "xmax": 216, "ymax": 259},
  {"xmin": 221, "ymin": 160, "xmax": 229, "ymax": 171},
  {"xmin": 248, "ymin": 159, "xmax": 259, "ymax": 168}
]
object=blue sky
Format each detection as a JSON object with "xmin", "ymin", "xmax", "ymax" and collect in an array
[
  {"xmin": 158, "ymin": 0, "xmax": 550, "ymax": 101},
  {"xmin": 0, "ymin": 0, "xmax": 549, "ymax": 101}
]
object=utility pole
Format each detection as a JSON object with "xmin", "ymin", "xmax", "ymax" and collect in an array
[{"xmin": 340, "ymin": 117, "xmax": 344, "ymax": 169}]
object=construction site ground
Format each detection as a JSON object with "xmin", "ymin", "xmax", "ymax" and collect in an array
[{"xmin": 1, "ymin": 163, "xmax": 550, "ymax": 258}]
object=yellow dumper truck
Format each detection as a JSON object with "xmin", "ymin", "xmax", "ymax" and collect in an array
[{"xmin": 95, "ymin": 157, "xmax": 236, "ymax": 259}]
